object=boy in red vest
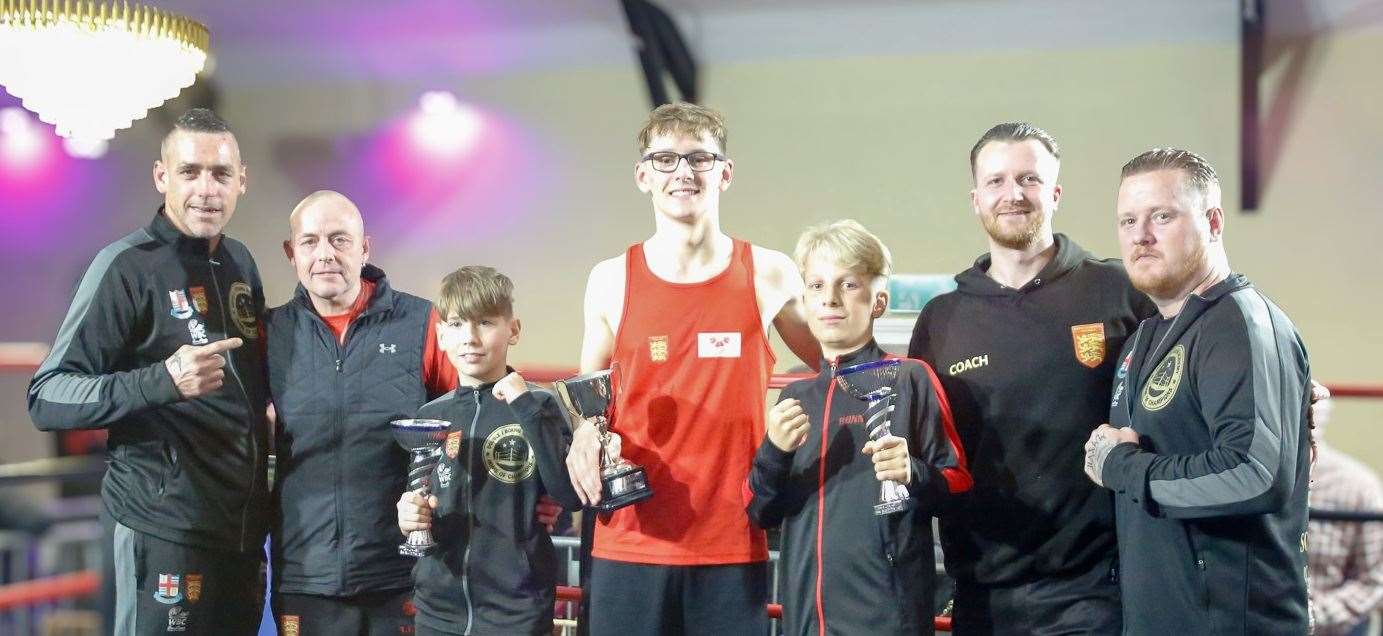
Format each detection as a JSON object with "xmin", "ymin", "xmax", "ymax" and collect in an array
[{"xmin": 565, "ymin": 102, "xmax": 819, "ymax": 634}]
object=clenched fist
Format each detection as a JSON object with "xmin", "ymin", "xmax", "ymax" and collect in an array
[
  {"xmin": 165, "ymin": 338, "xmax": 243, "ymax": 399},
  {"xmin": 766, "ymin": 398, "xmax": 810, "ymax": 453},
  {"xmin": 492, "ymin": 371, "xmax": 529, "ymax": 404}
]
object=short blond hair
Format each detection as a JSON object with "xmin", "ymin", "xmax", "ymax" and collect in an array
[
  {"xmin": 794, "ymin": 220, "xmax": 893, "ymax": 289},
  {"xmin": 436, "ymin": 266, "xmax": 514, "ymax": 321},
  {"xmin": 636, "ymin": 102, "xmax": 727, "ymax": 154}
]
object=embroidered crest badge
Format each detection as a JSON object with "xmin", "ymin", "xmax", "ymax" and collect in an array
[{"xmin": 1071, "ymin": 323, "xmax": 1106, "ymax": 369}]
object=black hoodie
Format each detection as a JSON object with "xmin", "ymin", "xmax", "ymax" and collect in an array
[
  {"xmin": 411, "ymin": 373, "xmax": 581, "ymax": 635},
  {"xmin": 908, "ymin": 234, "xmax": 1156, "ymax": 585},
  {"xmin": 747, "ymin": 341, "xmax": 971, "ymax": 635}
]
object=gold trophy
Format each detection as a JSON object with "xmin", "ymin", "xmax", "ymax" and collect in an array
[{"xmin": 554, "ymin": 364, "xmax": 653, "ymax": 511}]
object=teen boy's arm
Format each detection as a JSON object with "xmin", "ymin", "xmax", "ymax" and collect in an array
[
  {"xmin": 566, "ymin": 256, "xmax": 623, "ymax": 506},
  {"xmin": 752, "ymin": 246, "xmax": 820, "ymax": 370},
  {"xmin": 493, "ymin": 372, "xmax": 583, "ymax": 510}
]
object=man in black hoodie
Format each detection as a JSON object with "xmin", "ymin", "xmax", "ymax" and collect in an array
[
  {"xmin": 29, "ymin": 109, "xmax": 268, "ymax": 635},
  {"xmin": 908, "ymin": 123, "xmax": 1156, "ymax": 634},
  {"xmin": 1086, "ymin": 149, "xmax": 1310, "ymax": 635}
]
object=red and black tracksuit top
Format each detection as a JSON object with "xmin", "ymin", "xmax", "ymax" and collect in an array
[{"xmin": 746, "ymin": 340, "xmax": 971, "ymax": 635}]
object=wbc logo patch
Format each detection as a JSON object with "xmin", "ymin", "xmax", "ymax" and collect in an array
[
  {"xmin": 279, "ymin": 615, "xmax": 301, "ymax": 636},
  {"xmin": 1071, "ymin": 323, "xmax": 1106, "ymax": 369},
  {"xmin": 697, "ymin": 332, "xmax": 741, "ymax": 358}
]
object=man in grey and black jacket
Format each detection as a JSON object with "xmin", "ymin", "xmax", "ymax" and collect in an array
[
  {"xmin": 1086, "ymin": 148, "xmax": 1311, "ymax": 635},
  {"xmin": 29, "ymin": 109, "xmax": 268, "ymax": 635}
]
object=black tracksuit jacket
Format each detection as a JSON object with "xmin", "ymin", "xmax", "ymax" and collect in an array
[
  {"xmin": 266, "ymin": 265, "xmax": 440, "ymax": 596},
  {"xmin": 747, "ymin": 341, "xmax": 972, "ymax": 635},
  {"xmin": 28, "ymin": 210, "xmax": 269, "ymax": 553},
  {"xmin": 1102, "ymin": 274, "xmax": 1311, "ymax": 635},
  {"xmin": 908, "ymin": 234, "xmax": 1157, "ymax": 586},
  {"xmin": 412, "ymin": 375, "xmax": 582, "ymax": 635}
]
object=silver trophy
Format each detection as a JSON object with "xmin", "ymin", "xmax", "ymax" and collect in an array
[
  {"xmin": 554, "ymin": 364, "xmax": 653, "ymax": 512},
  {"xmin": 391, "ymin": 418, "xmax": 451, "ymax": 556},
  {"xmin": 835, "ymin": 359, "xmax": 913, "ymax": 515}
]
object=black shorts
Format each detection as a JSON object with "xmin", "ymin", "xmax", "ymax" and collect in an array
[
  {"xmin": 951, "ymin": 556, "xmax": 1121, "ymax": 636},
  {"xmin": 272, "ymin": 589, "xmax": 414, "ymax": 636},
  {"xmin": 108, "ymin": 516, "xmax": 264, "ymax": 635},
  {"xmin": 587, "ymin": 558, "xmax": 769, "ymax": 635}
]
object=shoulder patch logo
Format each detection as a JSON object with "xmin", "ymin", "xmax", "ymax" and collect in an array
[
  {"xmin": 227, "ymin": 281, "xmax": 259, "ymax": 339},
  {"xmin": 1140, "ymin": 344, "xmax": 1185, "ymax": 412},
  {"xmin": 483, "ymin": 423, "xmax": 535, "ymax": 484},
  {"xmin": 1071, "ymin": 323, "xmax": 1106, "ymax": 369}
]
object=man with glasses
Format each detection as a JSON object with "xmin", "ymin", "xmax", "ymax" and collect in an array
[{"xmin": 565, "ymin": 102, "xmax": 818, "ymax": 634}]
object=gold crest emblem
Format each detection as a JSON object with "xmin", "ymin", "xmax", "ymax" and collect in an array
[
  {"xmin": 1140, "ymin": 344, "xmax": 1185, "ymax": 412},
  {"xmin": 189, "ymin": 287, "xmax": 208, "ymax": 314},
  {"xmin": 279, "ymin": 615, "xmax": 300, "ymax": 636},
  {"xmin": 183, "ymin": 573, "xmax": 202, "ymax": 602},
  {"xmin": 483, "ymin": 424, "xmax": 535, "ymax": 484},
  {"xmin": 445, "ymin": 431, "xmax": 461, "ymax": 460},
  {"xmin": 228, "ymin": 281, "xmax": 259, "ymax": 339},
  {"xmin": 1071, "ymin": 323, "xmax": 1106, "ymax": 369},
  {"xmin": 648, "ymin": 335, "xmax": 669, "ymax": 362}
]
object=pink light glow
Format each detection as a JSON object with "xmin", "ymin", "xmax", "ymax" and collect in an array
[
  {"xmin": 0, "ymin": 107, "xmax": 56, "ymax": 177},
  {"xmin": 408, "ymin": 91, "xmax": 483, "ymax": 159}
]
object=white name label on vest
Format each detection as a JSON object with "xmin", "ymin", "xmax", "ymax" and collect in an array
[{"xmin": 697, "ymin": 332, "xmax": 742, "ymax": 358}]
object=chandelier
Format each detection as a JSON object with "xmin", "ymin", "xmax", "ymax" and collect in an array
[{"xmin": 0, "ymin": 0, "xmax": 208, "ymax": 143}]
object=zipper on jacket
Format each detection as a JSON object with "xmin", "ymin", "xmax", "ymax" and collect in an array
[
  {"xmin": 814, "ymin": 356, "xmax": 840, "ymax": 632},
  {"xmin": 208, "ymin": 258, "xmax": 259, "ymax": 553},
  {"xmin": 461, "ymin": 389, "xmax": 482, "ymax": 635}
]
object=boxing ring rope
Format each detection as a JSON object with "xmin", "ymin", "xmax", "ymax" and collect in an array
[{"xmin": 0, "ymin": 349, "xmax": 1378, "ymax": 632}]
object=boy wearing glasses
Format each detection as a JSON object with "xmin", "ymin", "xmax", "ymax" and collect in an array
[{"xmin": 565, "ymin": 102, "xmax": 819, "ymax": 634}]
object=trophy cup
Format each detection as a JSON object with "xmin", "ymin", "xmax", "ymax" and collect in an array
[
  {"xmin": 554, "ymin": 365, "xmax": 653, "ymax": 512},
  {"xmin": 835, "ymin": 359, "xmax": 913, "ymax": 515},
  {"xmin": 390, "ymin": 418, "xmax": 451, "ymax": 556}
]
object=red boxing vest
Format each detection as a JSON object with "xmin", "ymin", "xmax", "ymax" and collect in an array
[{"xmin": 594, "ymin": 238, "xmax": 775, "ymax": 565}]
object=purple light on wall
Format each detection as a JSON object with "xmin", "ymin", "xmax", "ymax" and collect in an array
[
  {"xmin": 340, "ymin": 96, "xmax": 545, "ymax": 249},
  {"xmin": 0, "ymin": 106, "xmax": 103, "ymax": 254}
]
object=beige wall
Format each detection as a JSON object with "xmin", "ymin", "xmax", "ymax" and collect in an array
[{"xmin": 209, "ymin": 33, "xmax": 1381, "ymax": 469}]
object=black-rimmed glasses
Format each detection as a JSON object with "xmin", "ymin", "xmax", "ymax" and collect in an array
[{"xmin": 640, "ymin": 150, "xmax": 726, "ymax": 173}]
